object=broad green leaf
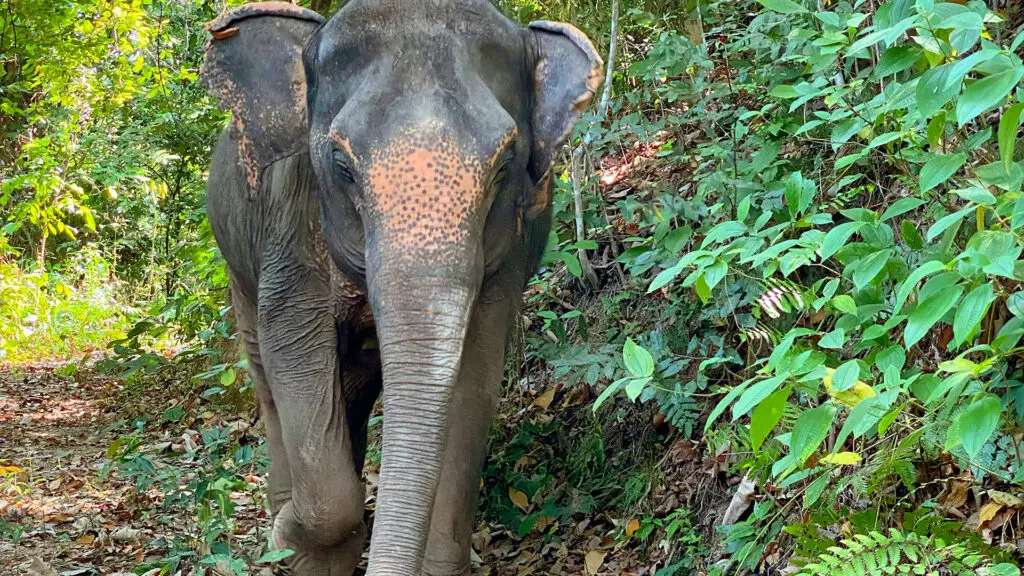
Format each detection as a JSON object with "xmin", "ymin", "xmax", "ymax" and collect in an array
[
  {"xmin": 895, "ymin": 261, "xmax": 948, "ymax": 313},
  {"xmin": 259, "ymin": 549, "xmax": 296, "ymax": 563},
  {"xmin": 751, "ymin": 386, "xmax": 790, "ymax": 452},
  {"xmin": 943, "ymin": 47, "xmax": 999, "ymax": 92},
  {"xmin": 756, "ymin": 0, "xmax": 808, "ymax": 14},
  {"xmin": 976, "ymin": 159, "xmax": 1024, "ymax": 191},
  {"xmin": 953, "ymin": 186, "xmax": 996, "ymax": 205},
  {"xmin": 790, "ymin": 404, "xmax": 837, "ymax": 464},
  {"xmin": 880, "ymin": 198, "xmax": 925, "ymax": 221},
  {"xmin": 703, "ymin": 259, "xmax": 728, "ymax": 291},
  {"xmin": 700, "ymin": 220, "xmax": 746, "ymax": 248},
  {"xmin": 648, "ymin": 261, "xmax": 684, "ymax": 292},
  {"xmin": 819, "ymin": 328, "xmax": 845, "ymax": 349},
  {"xmin": 966, "ymin": 230, "xmax": 1022, "ymax": 278},
  {"xmin": 593, "ymin": 378, "xmax": 627, "ymax": 412},
  {"xmin": 832, "ymin": 294, "xmax": 858, "ymax": 315},
  {"xmin": 916, "ymin": 63, "xmax": 963, "ymax": 119},
  {"xmin": 623, "ymin": 338, "xmax": 654, "ymax": 377},
  {"xmin": 830, "ymin": 360, "xmax": 860, "ymax": 392},
  {"xmin": 851, "ymin": 249, "xmax": 893, "ymax": 290},
  {"xmin": 926, "ymin": 207, "xmax": 972, "ymax": 242},
  {"xmin": 835, "ymin": 396, "xmax": 883, "ymax": 448},
  {"xmin": 832, "ymin": 118, "xmax": 868, "ymax": 151},
  {"xmin": 904, "ymin": 284, "xmax": 964, "ymax": 347},
  {"xmin": 873, "ymin": 46, "xmax": 922, "ymax": 77},
  {"xmin": 999, "ymin": 103, "xmax": 1024, "ymax": 171},
  {"xmin": 919, "ymin": 153, "xmax": 966, "ymax": 192},
  {"xmin": 953, "ymin": 284, "xmax": 995, "ymax": 348},
  {"xmin": 705, "ymin": 380, "xmax": 754, "ymax": 432},
  {"xmin": 955, "ymin": 395, "xmax": 1001, "ymax": 459},
  {"xmin": 867, "ymin": 131, "xmax": 905, "ymax": 150},
  {"xmin": 804, "ymin": 473, "xmax": 830, "ymax": 508},
  {"xmin": 1008, "ymin": 292, "xmax": 1024, "ymax": 317},
  {"xmin": 983, "ymin": 564, "xmax": 1021, "ymax": 576},
  {"xmin": 733, "ymin": 373, "xmax": 788, "ymax": 419},
  {"xmin": 625, "ymin": 376, "xmax": 651, "ymax": 401},
  {"xmin": 957, "ymin": 65, "xmax": 1024, "ymax": 126},
  {"xmin": 219, "ymin": 368, "xmax": 236, "ymax": 386},
  {"xmin": 901, "ymin": 220, "xmax": 924, "ymax": 249}
]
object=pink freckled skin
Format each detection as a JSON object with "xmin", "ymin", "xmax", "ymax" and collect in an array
[{"xmin": 364, "ymin": 129, "xmax": 490, "ymax": 250}]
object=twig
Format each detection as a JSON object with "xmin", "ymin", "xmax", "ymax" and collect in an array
[{"xmin": 568, "ymin": 0, "xmax": 619, "ymax": 292}]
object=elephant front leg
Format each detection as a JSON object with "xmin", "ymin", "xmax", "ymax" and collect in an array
[
  {"xmin": 421, "ymin": 295, "xmax": 514, "ymax": 576},
  {"xmin": 259, "ymin": 286, "xmax": 367, "ymax": 576}
]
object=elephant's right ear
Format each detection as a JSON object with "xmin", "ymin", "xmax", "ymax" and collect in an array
[{"xmin": 201, "ymin": 2, "xmax": 325, "ymax": 193}]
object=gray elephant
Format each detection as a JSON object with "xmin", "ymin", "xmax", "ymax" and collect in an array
[{"xmin": 200, "ymin": 1, "xmax": 600, "ymax": 574}]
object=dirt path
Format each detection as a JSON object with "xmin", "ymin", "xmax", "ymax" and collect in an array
[
  {"xmin": 0, "ymin": 365, "xmax": 272, "ymax": 576},
  {"xmin": 0, "ymin": 364, "xmax": 724, "ymax": 576}
]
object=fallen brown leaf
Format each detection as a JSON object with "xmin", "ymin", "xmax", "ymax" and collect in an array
[{"xmin": 584, "ymin": 550, "xmax": 606, "ymax": 575}]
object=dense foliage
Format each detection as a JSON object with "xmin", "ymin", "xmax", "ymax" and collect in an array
[{"xmin": 3, "ymin": 0, "xmax": 1024, "ymax": 574}]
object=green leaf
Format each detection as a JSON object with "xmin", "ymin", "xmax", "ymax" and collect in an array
[
  {"xmin": 751, "ymin": 386, "xmax": 790, "ymax": 452},
  {"xmin": 873, "ymin": 46, "xmax": 923, "ymax": 77},
  {"xmin": 983, "ymin": 563, "xmax": 1021, "ymax": 576},
  {"xmin": 700, "ymin": 220, "xmax": 746, "ymax": 248},
  {"xmin": 957, "ymin": 65, "xmax": 1024, "ymax": 126},
  {"xmin": 902, "ymin": 219, "xmax": 924, "ymax": 249},
  {"xmin": 733, "ymin": 374, "xmax": 788, "ymax": 419},
  {"xmin": 625, "ymin": 376, "xmax": 652, "ymax": 402},
  {"xmin": 919, "ymin": 153, "xmax": 966, "ymax": 192},
  {"xmin": 790, "ymin": 404, "xmax": 837, "ymax": 464},
  {"xmin": 259, "ymin": 549, "xmax": 296, "ymax": 563},
  {"xmin": 831, "ymin": 360, "xmax": 860, "ymax": 392},
  {"xmin": 593, "ymin": 378, "xmax": 627, "ymax": 412},
  {"xmin": 705, "ymin": 380, "xmax": 754, "ymax": 432},
  {"xmin": 819, "ymin": 328, "xmax": 846, "ymax": 349},
  {"xmin": 562, "ymin": 251, "xmax": 582, "ymax": 278},
  {"xmin": 953, "ymin": 186, "xmax": 996, "ymax": 205},
  {"xmin": 953, "ymin": 284, "xmax": 995, "ymax": 348},
  {"xmin": 904, "ymin": 284, "xmax": 964, "ymax": 348},
  {"xmin": 999, "ymin": 103, "xmax": 1024, "ymax": 172},
  {"xmin": 648, "ymin": 261, "xmax": 685, "ymax": 292},
  {"xmin": 926, "ymin": 207, "xmax": 972, "ymax": 242},
  {"xmin": 836, "ymin": 396, "xmax": 883, "ymax": 448},
  {"xmin": 880, "ymin": 198, "xmax": 925, "ymax": 221},
  {"xmin": 219, "ymin": 368, "xmax": 236, "ymax": 386},
  {"xmin": 820, "ymin": 221, "xmax": 867, "ymax": 260},
  {"xmin": 851, "ymin": 249, "xmax": 893, "ymax": 290},
  {"xmin": 916, "ymin": 63, "xmax": 963, "ymax": 119},
  {"xmin": 955, "ymin": 395, "xmax": 1001, "ymax": 460},
  {"xmin": 804, "ymin": 473, "xmax": 830, "ymax": 508},
  {"xmin": 832, "ymin": 294, "xmax": 858, "ymax": 315},
  {"xmin": 623, "ymin": 338, "xmax": 654, "ymax": 377},
  {"xmin": 966, "ymin": 230, "xmax": 1022, "ymax": 278},
  {"xmin": 703, "ymin": 259, "xmax": 728, "ymax": 291},
  {"xmin": 756, "ymin": 0, "xmax": 808, "ymax": 14}
]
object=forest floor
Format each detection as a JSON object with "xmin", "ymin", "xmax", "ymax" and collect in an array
[{"xmin": 0, "ymin": 362, "xmax": 730, "ymax": 576}]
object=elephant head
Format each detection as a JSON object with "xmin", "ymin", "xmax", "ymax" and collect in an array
[{"xmin": 202, "ymin": 1, "xmax": 600, "ymax": 573}]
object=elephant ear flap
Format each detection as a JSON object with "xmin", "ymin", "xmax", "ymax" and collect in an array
[
  {"xmin": 527, "ymin": 21, "xmax": 603, "ymax": 182},
  {"xmin": 200, "ymin": 3, "xmax": 325, "ymax": 193}
]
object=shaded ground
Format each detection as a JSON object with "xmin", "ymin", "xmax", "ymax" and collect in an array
[{"xmin": 0, "ymin": 362, "xmax": 729, "ymax": 576}]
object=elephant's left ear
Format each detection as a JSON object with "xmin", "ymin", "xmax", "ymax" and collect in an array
[{"xmin": 527, "ymin": 21, "xmax": 603, "ymax": 182}]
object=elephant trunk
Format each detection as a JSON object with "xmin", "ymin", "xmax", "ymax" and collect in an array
[{"xmin": 364, "ymin": 256, "xmax": 478, "ymax": 576}]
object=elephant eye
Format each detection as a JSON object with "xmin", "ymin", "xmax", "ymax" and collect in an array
[{"xmin": 332, "ymin": 150, "xmax": 356, "ymax": 184}]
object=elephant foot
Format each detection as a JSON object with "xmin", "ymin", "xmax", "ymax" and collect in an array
[{"xmin": 271, "ymin": 503, "xmax": 366, "ymax": 576}]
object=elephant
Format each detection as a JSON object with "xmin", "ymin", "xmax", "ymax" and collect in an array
[{"xmin": 200, "ymin": 1, "xmax": 601, "ymax": 574}]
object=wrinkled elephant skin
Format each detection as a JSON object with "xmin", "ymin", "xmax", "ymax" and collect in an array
[{"xmin": 201, "ymin": 1, "xmax": 601, "ymax": 574}]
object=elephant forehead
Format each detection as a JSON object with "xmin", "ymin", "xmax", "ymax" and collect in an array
[{"xmin": 365, "ymin": 133, "xmax": 486, "ymax": 246}]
